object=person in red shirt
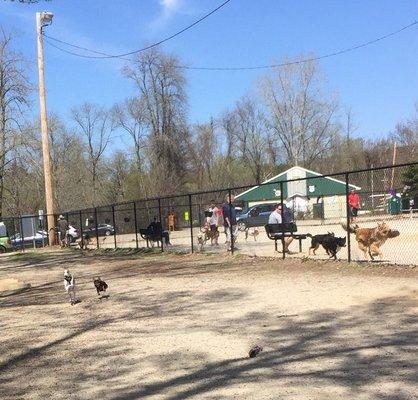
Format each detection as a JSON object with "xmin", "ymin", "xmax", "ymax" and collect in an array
[{"xmin": 348, "ymin": 189, "xmax": 360, "ymax": 223}]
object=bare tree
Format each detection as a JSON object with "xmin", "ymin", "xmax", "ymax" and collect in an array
[
  {"xmin": 261, "ymin": 57, "xmax": 338, "ymax": 168},
  {"xmin": 112, "ymin": 98, "xmax": 149, "ymax": 197},
  {"xmin": 72, "ymin": 103, "xmax": 113, "ymax": 205},
  {"xmin": 392, "ymin": 104, "xmax": 418, "ymax": 160},
  {"xmin": 188, "ymin": 119, "xmax": 219, "ymax": 190},
  {"xmin": 122, "ymin": 48, "xmax": 189, "ymax": 195},
  {"xmin": 0, "ymin": 29, "xmax": 31, "ymax": 216},
  {"xmin": 219, "ymin": 110, "xmax": 236, "ymax": 162},
  {"xmin": 232, "ymin": 98, "xmax": 267, "ymax": 183}
]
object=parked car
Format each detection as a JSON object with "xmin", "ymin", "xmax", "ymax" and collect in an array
[
  {"xmin": 236, "ymin": 203, "xmax": 276, "ymax": 231},
  {"xmin": 82, "ymin": 223, "xmax": 115, "ymax": 238},
  {"xmin": 0, "ymin": 222, "xmax": 12, "ymax": 253},
  {"xmin": 11, "ymin": 230, "xmax": 48, "ymax": 249},
  {"xmin": 67, "ymin": 225, "xmax": 79, "ymax": 243}
]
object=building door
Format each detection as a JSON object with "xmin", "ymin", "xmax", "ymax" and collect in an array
[{"xmin": 287, "ymin": 167, "xmax": 307, "ymax": 198}]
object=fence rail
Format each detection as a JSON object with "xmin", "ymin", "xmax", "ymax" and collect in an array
[{"xmin": 1, "ymin": 162, "xmax": 417, "ymax": 265}]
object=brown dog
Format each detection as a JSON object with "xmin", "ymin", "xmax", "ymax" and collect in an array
[
  {"xmin": 342, "ymin": 222, "xmax": 399, "ymax": 260},
  {"xmin": 200, "ymin": 225, "xmax": 219, "ymax": 245},
  {"xmin": 245, "ymin": 228, "xmax": 259, "ymax": 241}
]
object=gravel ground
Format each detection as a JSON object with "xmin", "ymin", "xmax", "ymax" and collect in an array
[{"xmin": 0, "ymin": 249, "xmax": 417, "ymax": 400}]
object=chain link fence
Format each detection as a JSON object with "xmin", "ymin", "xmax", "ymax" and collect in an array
[{"xmin": 1, "ymin": 162, "xmax": 417, "ymax": 264}]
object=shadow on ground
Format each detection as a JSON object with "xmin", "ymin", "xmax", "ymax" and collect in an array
[{"xmin": 0, "ymin": 251, "xmax": 417, "ymax": 399}]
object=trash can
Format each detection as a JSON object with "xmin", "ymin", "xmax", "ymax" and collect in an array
[{"xmin": 388, "ymin": 196, "xmax": 401, "ymax": 215}]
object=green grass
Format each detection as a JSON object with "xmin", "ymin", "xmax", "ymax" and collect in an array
[{"xmin": 9, "ymin": 251, "xmax": 49, "ymax": 262}]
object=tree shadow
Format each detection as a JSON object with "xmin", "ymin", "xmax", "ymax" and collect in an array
[{"xmin": 1, "ymin": 251, "xmax": 417, "ymax": 399}]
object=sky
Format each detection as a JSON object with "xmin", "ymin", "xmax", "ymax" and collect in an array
[{"xmin": 1, "ymin": 0, "xmax": 417, "ymax": 152}]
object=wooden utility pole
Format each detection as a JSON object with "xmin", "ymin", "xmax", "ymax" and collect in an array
[{"xmin": 36, "ymin": 12, "xmax": 55, "ymax": 246}]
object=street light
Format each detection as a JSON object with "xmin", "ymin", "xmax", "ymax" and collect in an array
[
  {"xmin": 40, "ymin": 11, "xmax": 54, "ymax": 26},
  {"xmin": 36, "ymin": 11, "xmax": 56, "ymax": 246}
]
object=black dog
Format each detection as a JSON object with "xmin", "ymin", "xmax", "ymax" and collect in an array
[
  {"xmin": 308, "ymin": 233, "xmax": 346, "ymax": 260},
  {"xmin": 308, "ymin": 232, "xmax": 334, "ymax": 256},
  {"xmin": 321, "ymin": 235, "xmax": 346, "ymax": 260}
]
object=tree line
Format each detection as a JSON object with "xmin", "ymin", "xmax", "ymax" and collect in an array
[{"xmin": 1, "ymin": 29, "xmax": 417, "ymax": 216}]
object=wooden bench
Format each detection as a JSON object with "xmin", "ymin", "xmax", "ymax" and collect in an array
[{"xmin": 265, "ymin": 223, "xmax": 309, "ymax": 253}]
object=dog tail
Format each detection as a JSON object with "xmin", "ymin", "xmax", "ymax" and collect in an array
[{"xmin": 340, "ymin": 221, "xmax": 357, "ymax": 233}]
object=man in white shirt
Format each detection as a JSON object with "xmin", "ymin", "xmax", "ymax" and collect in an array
[
  {"xmin": 206, "ymin": 200, "xmax": 219, "ymax": 245},
  {"xmin": 268, "ymin": 204, "xmax": 282, "ymax": 224},
  {"xmin": 268, "ymin": 203, "xmax": 293, "ymax": 253}
]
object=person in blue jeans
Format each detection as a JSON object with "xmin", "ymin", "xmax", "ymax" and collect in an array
[{"xmin": 222, "ymin": 194, "xmax": 238, "ymax": 251}]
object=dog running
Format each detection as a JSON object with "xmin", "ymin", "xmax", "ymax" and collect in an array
[
  {"xmin": 341, "ymin": 221, "xmax": 400, "ymax": 261},
  {"xmin": 307, "ymin": 232, "xmax": 346, "ymax": 260},
  {"xmin": 93, "ymin": 277, "xmax": 108, "ymax": 298}
]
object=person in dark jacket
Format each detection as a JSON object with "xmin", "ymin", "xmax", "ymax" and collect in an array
[
  {"xmin": 147, "ymin": 217, "xmax": 171, "ymax": 246},
  {"xmin": 57, "ymin": 215, "xmax": 69, "ymax": 247}
]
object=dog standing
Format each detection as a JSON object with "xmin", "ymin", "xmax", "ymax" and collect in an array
[
  {"xmin": 197, "ymin": 233, "xmax": 205, "ymax": 252},
  {"xmin": 341, "ymin": 221, "xmax": 400, "ymax": 260},
  {"xmin": 63, "ymin": 269, "xmax": 77, "ymax": 305},
  {"xmin": 245, "ymin": 228, "xmax": 259, "ymax": 241}
]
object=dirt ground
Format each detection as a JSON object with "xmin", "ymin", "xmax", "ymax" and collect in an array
[{"xmin": 0, "ymin": 249, "xmax": 417, "ymax": 400}]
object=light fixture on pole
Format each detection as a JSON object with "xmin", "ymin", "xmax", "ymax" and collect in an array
[{"xmin": 36, "ymin": 11, "xmax": 56, "ymax": 246}]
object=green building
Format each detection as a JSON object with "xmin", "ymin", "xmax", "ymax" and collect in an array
[{"xmin": 235, "ymin": 166, "xmax": 360, "ymax": 220}]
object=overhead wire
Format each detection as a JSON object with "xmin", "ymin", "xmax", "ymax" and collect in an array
[
  {"xmin": 43, "ymin": 20, "xmax": 418, "ymax": 71},
  {"xmin": 43, "ymin": 0, "xmax": 232, "ymax": 59}
]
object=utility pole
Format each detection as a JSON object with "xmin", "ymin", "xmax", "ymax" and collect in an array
[{"xmin": 36, "ymin": 12, "xmax": 55, "ymax": 246}]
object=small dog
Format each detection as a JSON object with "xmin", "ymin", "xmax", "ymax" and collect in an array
[
  {"xmin": 249, "ymin": 345, "xmax": 263, "ymax": 358},
  {"xmin": 64, "ymin": 269, "xmax": 77, "ymax": 305},
  {"xmin": 197, "ymin": 233, "xmax": 205, "ymax": 251},
  {"xmin": 93, "ymin": 277, "xmax": 108, "ymax": 298},
  {"xmin": 342, "ymin": 221, "xmax": 400, "ymax": 260},
  {"xmin": 245, "ymin": 228, "xmax": 259, "ymax": 241},
  {"xmin": 308, "ymin": 232, "xmax": 346, "ymax": 260}
]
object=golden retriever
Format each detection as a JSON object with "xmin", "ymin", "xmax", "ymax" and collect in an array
[{"xmin": 342, "ymin": 222, "xmax": 399, "ymax": 260}]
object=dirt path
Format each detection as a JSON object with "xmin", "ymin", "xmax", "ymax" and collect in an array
[{"xmin": 0, "ymin": 250, "xmax": 417, "ymax": 399}]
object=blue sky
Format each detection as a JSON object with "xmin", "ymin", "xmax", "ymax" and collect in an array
[{"xmin": 1, "ymin": 0, "xmax": 417, "ymax": 151}]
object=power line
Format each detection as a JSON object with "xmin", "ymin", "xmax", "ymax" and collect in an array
[
  {"xmin": 43, "ymin": 0, "xmax": 232, "ymax": 59},
  {"xmin": 43, "ymin": 20, "xmax": 418, "ymax": 71}
]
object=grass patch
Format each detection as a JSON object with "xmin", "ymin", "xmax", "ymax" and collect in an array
[{"xmin": 8, "ymin": 251, "xmax": 50, "ymax": 263}]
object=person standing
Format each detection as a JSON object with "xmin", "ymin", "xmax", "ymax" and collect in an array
[
  {"xmin": 348, "ymin": 189, "xmax": 360, "ymax": 223},
  {"xmin": 57, "ymin": 215, "xmax": 69, "ymax": 248},
  {"xmin": 222, "ymin": 194, "xmax": 238, "ymax": 251},
  {"xmin": 206, "ymin": 200, "xmax": 219, "ymax": 245}
]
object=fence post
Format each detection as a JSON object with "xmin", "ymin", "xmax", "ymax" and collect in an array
[
  {"xmin": 280, "ymin": 181, "xmax": 285, "ymax": 259},
  {"xmin": 158, "ymin": 198, "xmax": 163, "ymax": 252},
  {"xmin": 94, "ymin": 207, "xmax": 99, "ymax": 249},
  {"xmin": 133, "ymin": 201, "xmax": 139, "ymax": 249},
  {"xmin": 112, "ymin": 205, "xmax": 117, "ymax": 249},
  {"xmin": 188, "ymin": 194, "xmax": 194, "ymax": 253},
  {"xmin": 79, "ymin": 210, "xmax": 84, "ymax": 249},
  {"xmin": 228, "ymin": 189, "xmax": 235, "ymax": 254},
  {"xmin": 345, "ymin": 173, "xmax": 351, "ymax": 262}
]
